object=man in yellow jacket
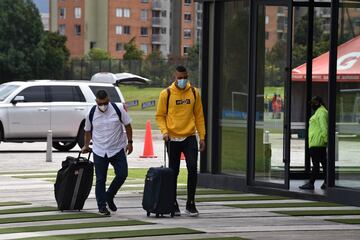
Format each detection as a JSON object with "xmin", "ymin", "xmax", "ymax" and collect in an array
[
  {"xmin": 299, "ymin": 96, "xmax": 328, "ymax": 190},
  {"xmin": 156, "ymin": 65, "xmax": 206, "ymax": 217}
]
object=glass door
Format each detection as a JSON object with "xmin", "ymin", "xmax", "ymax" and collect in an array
[{"xmin": 249, "ymin": 0, "xmax": 292, "ymax": 189}]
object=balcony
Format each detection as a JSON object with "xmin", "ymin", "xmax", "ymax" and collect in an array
[
  {"xmin": 152, "ymin": 34, "xmax": 166, "ymax": 44},
  {"xmin": 152, "ymin": 0, "xmax": 162, "ymax": 10},
  {"xmin": 152, "ymin": 17, "xmax": 163, "ymax": 26}
]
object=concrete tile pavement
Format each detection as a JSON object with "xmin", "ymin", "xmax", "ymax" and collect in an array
[{"xmin": 1, "ymin": 132, "xmax": 360, "ymax": 239}]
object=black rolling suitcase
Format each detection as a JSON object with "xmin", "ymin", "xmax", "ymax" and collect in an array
[
  {"xmin": 54, "ymin": 152, "xmax": 94, "ymax": 211},
  {"xmin": 142, "ymin": 142, "xmax": 175, "ymax": 217}
]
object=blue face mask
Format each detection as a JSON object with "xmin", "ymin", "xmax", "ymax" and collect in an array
[{"xmin": 177, "ymin": 79, "xmax": 187, "ymax": 89}]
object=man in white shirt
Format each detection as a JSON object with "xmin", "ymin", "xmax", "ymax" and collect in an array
[{"xmin": 81, "ymin": 90, "xmax": 133, "ymax": 216}]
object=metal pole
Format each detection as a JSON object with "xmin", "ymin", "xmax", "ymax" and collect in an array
[{"xmin": 46, "ymin": 130, "xmax": 52, "ymax": 162}]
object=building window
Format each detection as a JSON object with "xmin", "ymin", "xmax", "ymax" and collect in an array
[
  {"xmin": 152, "ymin": 10, "xmax": 160, "ymax": 18},
  {"xmin": 116, "ymin": 25, "xmax": 122, "ymax": 35},
  {"xmin": 183, "ymin": 46, "xmax": 190, "ymax": 55},
  {"xmin": 58, "ymin": 24, "xmax": 66, "ymax": 35},
  {"xmin": 74, "ymin": 24, "xmax": 81, "ymax": 36},
  {"xmin": 59, "ymin": 8, "xmax": 66, "ymax": 18},
  {"xmin": 141, "ymin": 27, "xmax": 148, "ymax": 36},
  {"xmin": 265, "ymin": 15, "xmax": 269, "ymax": 24},
  {"xmin": 141, "ymin": 0, "xmax": 149, "ymax": 3},
  {"xmin": 116, "ymin": 42, "xmax": 123, "ymax": 51},
  {"xmin": 184, "ymin": 0, "xmax": 191, "ymax": 6},
  {"xmin": 184, "ymin": 29, "xmax": 191, "ymax": 38},
  {"xmin": 184, "ymin": 13, "xmax": 192, "ymax": 22},
  {"xmin": 90, "ymin": 41, "xmax": 96, "ymax": 49},
  {"xmin": 161, "ymin": 11, "xmax": 167, "ymax": 17},
  {"xmin": 141, "ymin": 9, "xmax": 148, "ymax": 20},
  {"xmin": 124, "ymin": 26, "xmax": 131, "ymax": 34},
  {"xmin": 140, "ymin": 44, "xmax": 148, "ymax": 54},
  {"xmin": 124, "ymin": 8, "xmax": 130, "ymax": 18},
  {"xmin": 74, "ymin": 7, "xmax": 81, "ymax": 19},
  {"xmin": 116, "ymin": 8, "xmax": 123, "ymax": 17}
]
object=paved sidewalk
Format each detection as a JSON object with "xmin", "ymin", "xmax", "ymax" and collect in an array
[{"xmin": 1, "ymin": 135, "xmax": 360, "ymax": 239}]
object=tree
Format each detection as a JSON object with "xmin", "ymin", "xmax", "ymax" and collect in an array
[
  {"xmin": 0, "ymin": 0, "xmax": 44, "ymax": 82},
  {"xmin": 123, "ymin": 38, "xmax": 144, "ymax": 60},
  {"xmin": 185, "ymin": 44, "xmax": 200, "ymax": 87},
  {"xmin": 85, "ymin": 48, "xmax": 111, "ymax": 60},
  {"xmin": 292, "ymin": 13, "xmax": 330, "ymax": 68},
  {"xmin": 37, "ymin": 31, "xmax": 70, "ymax": 79},
  {"xmin": 142, "ymin": 50, "xmax": 168, "ymax": 86}
]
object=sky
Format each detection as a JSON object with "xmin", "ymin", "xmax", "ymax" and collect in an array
[{"xmin": 32, "ymin": 0, "xmax": 49, "ymax": 13}]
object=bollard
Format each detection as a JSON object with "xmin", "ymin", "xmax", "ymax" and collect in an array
[
  {"xmin": 264, "ymin": 130, "xmax": 270, "ymax": 144},
  {"xmin": 335, "ymin": 131, "xmax": 339, "ymax": 162},
  {"xmin": 264, "ymin": 130, "xmax": 271, "ymax": 176},
  {"xmin": 46, "ymin": 130, "xmax": 52, "ymax": 162}
]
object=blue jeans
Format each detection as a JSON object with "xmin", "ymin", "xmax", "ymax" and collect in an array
[{"xmin": 93, "ymin": 149, "xmax": 128, "ymax": 209}]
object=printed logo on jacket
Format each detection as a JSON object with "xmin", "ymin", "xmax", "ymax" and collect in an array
[{"xmin": 176, "ymin": 99, "xmax": 191, "ymax": 105}]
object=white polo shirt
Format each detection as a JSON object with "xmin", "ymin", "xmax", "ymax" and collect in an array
[{"xmin": 84, "ymin": 103, "xmax": 131, "ymax": 158}]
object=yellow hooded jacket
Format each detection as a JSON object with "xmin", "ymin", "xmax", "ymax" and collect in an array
[{"xmin": 155, "ymin": 81, "xmax": 206, "ymax": 140}]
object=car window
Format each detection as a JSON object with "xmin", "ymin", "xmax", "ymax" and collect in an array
[
  {"xmin": 89, "ymin": 86, "xmax": 122, "ymax": 102},
  {"xmin": 17, "ymin": 86, "xmax": 47, "ymax": 102},
  {"xmin": 0, "ymin": 85, "xmax": 19, "ymax": 101},
  {"xmin": 49, "ymin": 86, "xmax": 86, "ymax": 102}
]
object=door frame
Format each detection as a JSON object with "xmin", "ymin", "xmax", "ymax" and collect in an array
[{"xmin": 247, "ymin": 0, "xmax": 293, "ymax": 189}]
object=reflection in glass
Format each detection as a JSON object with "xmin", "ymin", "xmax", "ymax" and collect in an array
[
  {"xmin": 335, "ymin": 4, "xmax": 360, "ymax": 189},
  {"xmin": 254, "ymin": 5, "xmax": 288, "ymax": 183},
  {"xmin": 219, "ymin": 1, "xmax": 250, "ymax": 176}
]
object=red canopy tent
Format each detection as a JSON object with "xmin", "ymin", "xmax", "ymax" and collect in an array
[{"xmin": 292, "ymin": 35, "xmax": 360, "ymax": 82}]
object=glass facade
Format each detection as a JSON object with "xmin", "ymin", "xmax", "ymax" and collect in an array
[
  {"xmin": 201, "ymin": 0, "xmax": 360, "ymax": 204},
  {"xmin": 254, "ymin": 5, "xmax": 289, "ymax": 183},
  {"xmin": 218, "ymin": 1, "xmax": 250, "ymax": 175},
  {"xmin": 335, "ymin": 2, "xmax": 360, "ymax": 189}
]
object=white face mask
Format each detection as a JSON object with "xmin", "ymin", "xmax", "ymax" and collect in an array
[
  {"xmin": 177, "ymin": 79, "xmax": 187, "ymax": 89},
  {"xmin": 98, "ymin": 105, "xmax": 108, "ymax": 112}
]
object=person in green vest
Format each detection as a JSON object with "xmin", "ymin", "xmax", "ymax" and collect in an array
[{"xmin": 299, "ymin": 96, "xmax": 328, "ymax": 190}]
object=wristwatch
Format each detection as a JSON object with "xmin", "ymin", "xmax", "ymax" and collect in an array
[{"xmin": 128, "ymin": 140, "xmax": 133, "ymax": 144}]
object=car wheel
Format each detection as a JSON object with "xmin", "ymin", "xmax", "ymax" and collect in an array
[
  {"xmin": 77, "ymin": 124, "xmax": 85, "ymax": 149},
  {"xmin": 53, "ymin": 141, "xmax": 77, "ymax": 152},
  {"xmin": 0, "ymin": 122, "xmax": 3, "ymax": 142}
]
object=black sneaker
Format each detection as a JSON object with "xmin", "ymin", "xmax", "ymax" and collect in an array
[
  {"xmin": 185, "ymin": 201, "xmax": 199, "ymax": 217},
  {"xmin": 99, "ymin": 207, "xmax": 110, "ymax": 216},
  {"xmin": 106, "ymin": 197, "xmax": 117, "ymax": 212},
  {"xmin": 321, "ymin": 183, "xmax": 327, "ymax": 190},
  {"xmin": 174, "ymin": 201, "xmax": 181, "ymax": 216},
  {"xmin": 299, "ymin": 182, "xmax": 314, "ymax": 190}
]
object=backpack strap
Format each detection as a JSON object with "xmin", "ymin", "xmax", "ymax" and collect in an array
[
  {"xmin": 110, "ymin": 102, "xmax": 123, "ymax": 124},
  {"xmin": 166, "ymin": 86, "xmax": 197, "ymax": 114},
  {"xmin": 191, "ymin": 86, "xmax": 196, "ymax": 101},
  {"xmin": 89, "ymin": 103, "xmax": 123, "ymax": 132},
  {"xmin": 89, "ymin": 105, "xmax": 96, "ymax": 132},
  {"xmin": 166, "ymin": 88, "xmax": 171, "ymax": 114}
]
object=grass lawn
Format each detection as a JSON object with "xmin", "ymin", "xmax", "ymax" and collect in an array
[
  {"xmin": 119, "ymin": 85, "xmax": 162, "ymax": 129},
  {"xmin": 109, "ymin": 168, "xmax": 188, "ymax": 185}
]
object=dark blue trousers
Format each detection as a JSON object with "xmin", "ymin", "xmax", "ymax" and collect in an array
[{"xmin": 93, "ymin": 149, "xmax": 128, "ymax": 209}]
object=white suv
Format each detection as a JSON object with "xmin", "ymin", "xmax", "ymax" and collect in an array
[{"xmin": 0, "ymin": 80, "xmax": 125, "ymax": 151}]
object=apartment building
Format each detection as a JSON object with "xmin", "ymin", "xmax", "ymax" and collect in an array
[{"xmin": 49, "ymin": 0, "xmax": 201, "ymax": 59}]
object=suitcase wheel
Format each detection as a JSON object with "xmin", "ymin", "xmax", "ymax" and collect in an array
[{"xmin": 146, "ymin": 211, "xmax": 150, "ymax": 217}]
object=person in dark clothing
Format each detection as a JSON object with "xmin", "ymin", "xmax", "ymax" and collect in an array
[{"xmin": 299, "ymin": 96, "xmax": 328, "ymax": 190}]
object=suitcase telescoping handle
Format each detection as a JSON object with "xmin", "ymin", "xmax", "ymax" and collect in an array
[
  {"xmin": 164, "ymin": 140, "xmax": 169, "ymax": 168},
  {"xmin": 77, "ymin": 150, "xmax": 92, "ymax": 161}
]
